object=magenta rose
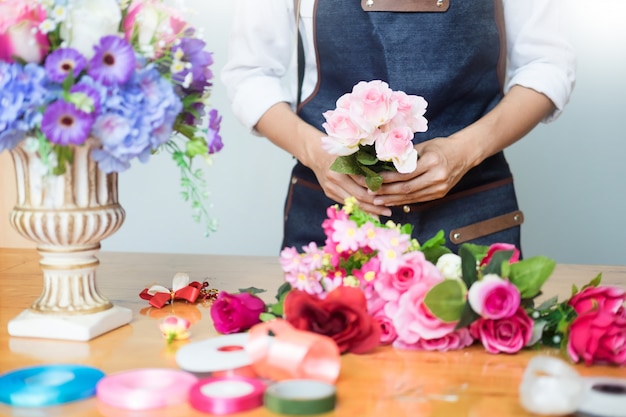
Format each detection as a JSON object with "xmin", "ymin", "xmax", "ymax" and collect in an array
[
  {"xmin": 568, "ymin": 285, "xmax": 626, "ymax": 315},
  {"xmin": 394, "ymin": 328, "xmax": 474, "ymax": 352},
  {"xmin": 467, "ymin": 274, "xmax": 521, "ymax": 320},
  {"xmin": 470, "ymin": 307, "xmax": 533, "ymax": 354},
  {"xmin": 479, "ymin": 243, "xmax": 520, "ymax": 267},
  {"xmin": 210, "ymin": 291, "xmax": 265, "ymax": 334},
  {"xmin": 284, "ymin": 286, "xmax": 381, "ymax": 354},
  {"xmin": 567, "ymin": 308, "xmax": 626, "ymax": 366}
]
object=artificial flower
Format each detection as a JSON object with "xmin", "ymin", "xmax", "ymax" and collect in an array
[
  {"xmin": 159, "ymin": 315, "xmax": 191, "ymax": 344},
  {"xmin": 479, "ymin": 243, "xmax": 520, "ymax": 266},
  {"xmin": 283, "ymin": 286, "xmax": 382, "ymax": 354},
  {"xmin": 321, "ymin": 80, "xmax": 427, "ymax": 191},
  {"xmin": 566, "ymin": 307, "xmax": 626, "ymax": 366},
  {"xmin": 470, "ymin": 307, "xmax": 534, "ymax": 354},
  {"xmin": 568, "ymin": 285, "xmax": 626, "ymax": 315},
  {"xmin": 210, "ymin": 291, "xmax": 265, "ymax": 334},
  {"xmin": 467, "ymin": 274, "xmax": 521, "ymax": 320},
  {"xmin": 0, "ymin": 0, "xmax": 222, "ymax": 235},
  {"xmin": 435, "ymin": 253, "xmax": 462, "ymax": 280}
]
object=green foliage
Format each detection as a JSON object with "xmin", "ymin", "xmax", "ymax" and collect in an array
[
  {"xmin": 509, "ymin": 256, "xmax": 556, "ymax": 299},
  {"xmin": 423, "ymin": 279, "xmax": 467, "ymax": 322}
]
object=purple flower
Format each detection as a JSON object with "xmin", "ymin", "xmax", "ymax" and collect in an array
[
  {"xmin": 88, "ymin": 35, "xmax": 136, "ymax": 86},
  {"xmin": 41, "ymin": 100, "xmax": 93, "ymax": 146},
  {"xmin": 70, "ymin": 82, "xmax": 102, "ymax": 114},
  {"xmin": 172, "ymin": 33, "xmax": 213, "ymax": 94},
  {"xmin": 44, "ymin": 48, "xmax": 87, "ymax": 83},
  {"xmin": 206, "ymin": 109, "xmax": 223, "ymax": 154}
]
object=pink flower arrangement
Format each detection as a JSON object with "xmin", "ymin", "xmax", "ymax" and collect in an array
[
  {"xmin": 321, "ymin": 80, "xmax": 428, "ymax": 191},
  {"xmin": 259, "ymin": 198, "xmax": 626, "ymax": 365}
]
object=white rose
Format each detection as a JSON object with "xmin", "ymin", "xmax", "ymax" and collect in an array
[
  {"xmin": 435, "ymin": 253, "xmax": 462, "ymax": 280},
  {"xmin": 60, "ymin": 0, "xmax": 122, "ymax": 58}
]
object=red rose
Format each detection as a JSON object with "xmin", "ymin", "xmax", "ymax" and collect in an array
[
  {"xmin": 479, "ymin": 243, "xmax": 520, "ymax": 267},
  {"xmin": 568, "ymin": 285, "xmax": 626, "ymax": 315},
  {"xmin": 469, "ymin": 307, "xmax": 533, "ymax": 354},
  {"xmin": 210, "ymin": 291, "xmax": 265, "ymax": 334},
  {"xmin": 567, "ymin": 308, "xmax": 626, "ymax": 366},
  {"xmin": 284, "ymin": 286, "xmax": 381, "ymax": 354}
]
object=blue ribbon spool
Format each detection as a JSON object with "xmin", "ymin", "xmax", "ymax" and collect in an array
[{"xmin": 0, "ymin": 364, "xmax": 105, "ymax": 407}]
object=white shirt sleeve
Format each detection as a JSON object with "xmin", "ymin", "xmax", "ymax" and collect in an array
[
  {"xmin": 221, "ymin": 0, "xmax": 577, "ymax": 131},
  {"xmin": 503, "ymin": 0, "xmax": 577, "ymax": 122}
]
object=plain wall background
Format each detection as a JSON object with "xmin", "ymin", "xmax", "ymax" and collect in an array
[{"xmin": 100, "ymin": 0, "xmax": 626, "ymax": 265}]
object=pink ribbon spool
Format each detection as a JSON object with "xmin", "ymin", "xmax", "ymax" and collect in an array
[
  {"xmin": 246, "ymin": 319, "xmax": 341, "ymax": 384},
  {"xmin": 189, "ymin": 376, "xmax": 265, "ymax": 415}
]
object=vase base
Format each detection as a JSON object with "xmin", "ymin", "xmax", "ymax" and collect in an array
[{"xmin": 7, "ymin": 305, "xmax": 133, "ymax": 342}]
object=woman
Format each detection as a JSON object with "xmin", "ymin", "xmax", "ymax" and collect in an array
[{"xmin": 221, "ymin": 0, "xmax": 576, "ymax": 252}]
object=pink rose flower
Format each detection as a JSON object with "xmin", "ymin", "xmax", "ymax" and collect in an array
[
  {"xmin": 374, "ymin": 250, "xmax": 443, "ymax": 302},
  {"xmin": 0, "ymin": 3, "xmax": 49, "ymax": 63},
  {"xmin": 389, "ymin": 90, "xmax": 428, "ymax": 133},
  {"xmin": 372, "ymin": 308, "xmax": 397, "ymax": 345},
  {"xmin": 210, "ymin": 291, "xmax": 265, "ymax": 334},
  {"xmin": 393, "ymin": 328, "xmax": 473, "ymax": 352},
  {"xmin": 568, "ymin": 285, "xmax": 626, "ymax": 315},
  {"xmin": 374, "ymin": 126, "xmax": 418, "ymax": 173},
  {"xmin": 392, "ymin": 278, "xmax": 457, "ymax": 344},
  {"xmin": 467, "ymin": 274, "xmax": 521, "ymax": 320},
  {"xmin": 339, "ymin": 80, "xmax": 396, "ymax": 132},
  {"xmin": 470, "ymin": 307, "xmax": 533, "ymax": 354},
  {"xmin": 479, "ymin": 243, "xmax": 520, "ymax": 267},
  {"xmin": 321, "ymin": 108, "xmax": 365, "ymax": 155},
  {"xmin": 567, "ymin": 308, "xmax": 626, "ymax": 366}
]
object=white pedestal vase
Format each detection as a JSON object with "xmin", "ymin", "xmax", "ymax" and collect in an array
[{"xmin": 7, "ymin": 140, "xmax": 132, "ymax": 341}]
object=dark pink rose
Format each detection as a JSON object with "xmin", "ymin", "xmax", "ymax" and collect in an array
[
  {"xmin": 568, "ymin": 285, "xmax": 626, "ymax": 315},
  {"xmin": 210, "ymin": 291, "xmax": 265, "ymax": 334},
  {"xmin": 567, "ymin": 308, "xmax": 626, "ymax": 366},
  {"xmin": 372, "ymin": 309, "xmax": 397, "ymax": 345},
  {"xmin": 479, "ymin": 243, "xmax": 520, "ymax": 267},
  {"xmin": 469, "ymin": 307, "xmax": 533, "ymax": 354}
]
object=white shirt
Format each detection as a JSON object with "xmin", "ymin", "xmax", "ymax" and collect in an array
[{"xmin": 221, "ymin": 0, "xmax": 576, "ymax": 132}]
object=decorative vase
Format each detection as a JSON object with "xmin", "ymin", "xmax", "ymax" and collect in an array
[{"xmin": 7, "ymin": 139, "xmax": 132, "ymax": 341}]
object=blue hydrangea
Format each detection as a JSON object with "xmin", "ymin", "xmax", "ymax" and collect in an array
[{"xmin": 0, "ymin": 62, "xmax": 51, "ymax": 152}]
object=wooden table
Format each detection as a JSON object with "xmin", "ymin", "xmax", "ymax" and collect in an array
[{"xmin": 1, "ymin": 248, "xmax": 625, "ymax": 416}]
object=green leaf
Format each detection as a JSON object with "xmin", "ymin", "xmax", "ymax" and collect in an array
[
  {"xmin": 509, "ymin": 256, "xmax": 556, "ymax": 299},
  {"xmin": 535, "ymin": 295, "xmax": 559, "ymax": 311},
  {"xmin": 460, "ymin": 243, "xmax": 489, "ymax": 261},
  {"xmin": 186, "ymin": 139, "xmax": 208, "ymax": 157},
  {"xmin": 330, "ymin": 155, "xmax": 363, "ymax": 175},
  {"xmin": 423, "ymin": 279, "xmax": 467, "ymax": 322},
  {"xmin": 581, "ymin": 273, "xmax": 602, "ymax": 291},
  {"xmin": 238, "ymin": 287, "xmax": 266, "ymax": 295},
  {"xmin": 482, "ymin": 250, "xmax": 514, "ymax": 276},
  {"xmin": 364, "ymin": 172, "xmax": 383, "ymax": 191},
  {"xmin": 454, "ymin": 302, "xmax": 481, "ymax": 330},
  {"xmin": 459, "ymin": 244, "xmax": 478, "ymax": 289},
  {"xmin": 260, "ymin": 312, "xmax": 278, "ymax": 322},
  {"xmin": 356, "ymin": 148, "xmax": 379, "ymax": 166}
]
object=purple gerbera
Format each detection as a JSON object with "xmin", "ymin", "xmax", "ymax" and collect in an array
[
  {"xmin": 44, "ymin": 47, "xmax": 87, "ymax": 83},
  {"xmin": 88, "ymin": 35, "xmax": 136, "ymax": 86},
  {"xmin": 41, "ymin": 100, "xmax": 94, "ymax": 146},
  {"xmin": 206, "ymin": 109, "xmax": 223, "ymax": 154}
]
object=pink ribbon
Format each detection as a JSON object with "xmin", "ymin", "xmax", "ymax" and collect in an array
[
  {"xmin": 246, "ymin": 319, "xmax": 341, "ymax": 384},
  {"xmin": 189, "ymin": 376, "xmax": 265, "ymax": 415}
]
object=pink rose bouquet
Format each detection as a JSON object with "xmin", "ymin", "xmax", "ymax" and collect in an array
[
  {"xmin": 255, "ymin": 198, "xmax": 626, "ymax": 366},
  {"xmin": 0, "ymin": 0, "xmax": 222, "ymax": 235},
  {"xmin": 321, "ymin": 80, "xmax": 428, "ymax": 191}
]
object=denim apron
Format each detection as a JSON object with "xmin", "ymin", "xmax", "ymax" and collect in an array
[{"xmin": 283, "ymin": 0, "xmax": 522, "ymax": 253}]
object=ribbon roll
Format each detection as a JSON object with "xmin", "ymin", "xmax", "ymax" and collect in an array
[
  {"xmin": 519, "ymin": 355, "xmax": 584, "ymax": 415},
  {"xmin": 246, "ymin": 319, "xmax": 341, "ymax": 384},
  {"xmin": 578, "ymin": 377, "xmax": 626, "ymax": 417},
  {"xmin": 96, "ymin": 368, "xmax": 198, "ymax": 410},
  {"xmin": 0, "ymin": 364, "xmax": 105, "ymax": 407},
  {"xmin": 264, "ymin": 379, "xmax": 337, "ymax": 415},
  {"xmin": 189, "ymin": 376, "xmax": 265, "ymax": 415},
  {"xmin": 175, "ymin": 333, "xmax": 255, "ymax": 376}
]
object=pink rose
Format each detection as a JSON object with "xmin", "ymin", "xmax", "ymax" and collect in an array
[
  {"xmin": 393, "ymin": 328, "xmax": 474, "ymax": 352},
  {"xmin": 339, "ymin": 80, "xmax": 396, "ymax": 132},
  {"xmin": 210, "ymin": 291, "xmax": 265, "ymax": 334},
  {"xmin": 389, "ymin": 90, "xmax": 428, "ymax": 133},
  {"xmin": 372, "ymin": 308, "xmax": 397, "ymax": 345},
  {"xmin": 374, "ymin": 126, "xmax": 417, "ymax": 173},
  {"xmin": 374, "ymin": 250, "xmax": 443, "ymax": 302},
  {"xmin": 479, "ymin": 243, "xmax": 520, "ymax": 267},
  {"xmin": 0, "ymin": 3, "xmax": 49, "ymax": 63},
  {"xmin": 393, "ymin": 278, "xmax": 457, "ymax": 344},
  {"xmin": 567, "ymin": 308, "xmax": 626, "ymax": 366},
  {"xmin": 321, "ymin": 108, "xmax": 365, "ymax": 155},
  {"xmin": 470, "ymin": 307, "xmax": 533, "ymax": 354},
  {"xmin": 568, "ymin": 285, "xmax": 626, "ymax": 315},
  {"xmin": 467, "ymin": 274, "xmax": 520, "ymax": 320}
]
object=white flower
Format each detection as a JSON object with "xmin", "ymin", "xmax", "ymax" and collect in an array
[
  {"xmin": 436, "ymin": 253, "xmax": 462, "ymax": 280},
  {"xmin": 59, "ymin": 0, "xmax": 122, "ymax": 58}
]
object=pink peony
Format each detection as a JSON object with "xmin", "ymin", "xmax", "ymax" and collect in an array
[
  {"xmin": 470, "ymin": 307, "xmax": 534, "ymax": 354},
  {"xmin": 210, "ymin": 291, "xmax": 265, "ymax": 334},
  {"xmin": 392, "ymin": 277, "xmax": 457, "ymax": 344},
  {"xmin": 467, "ymin": 274, "xmax": 521, "ymax": 320},
  {"xmin": 393, "ymin": 328, "xmax": 474, "ymax": 352},
  {"xmin": 479, "ymin": 243, "xmax": 520, "ymax": 267},
  {"xmin": 567, "ymin": 307, "xmax": 626, "ymax": 366},
  {"xmin": 568, "ymin": 285, "xmax": 626, "ymax": 315},
  {"xmin": 0, "ymin": 3, "xmax": 49, "ymax": 63}
]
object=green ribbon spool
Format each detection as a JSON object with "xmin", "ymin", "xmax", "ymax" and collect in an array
[{"xmin": 264, "ymin": 379, "xmax": 337, "ymax": 415}]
